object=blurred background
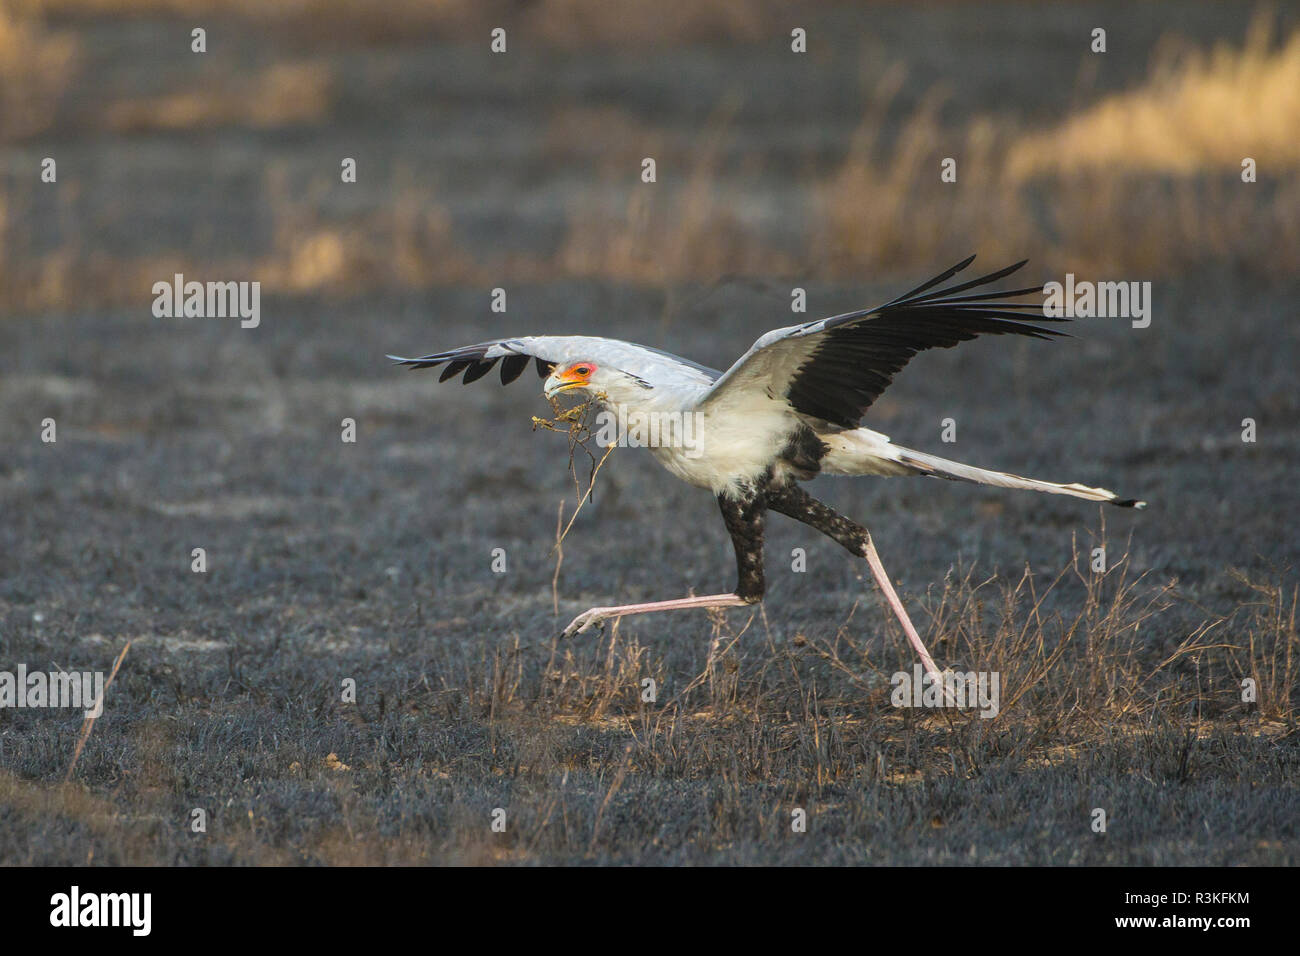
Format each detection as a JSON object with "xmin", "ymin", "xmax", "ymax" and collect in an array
[{"xmin": 1, "ymin": 0, "xmax": 1296, "ymax": 313}]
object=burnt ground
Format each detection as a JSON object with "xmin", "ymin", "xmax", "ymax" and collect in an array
[{"xmin": 0, "ymin": 0, "xmax": 1296, "ymax": 864}]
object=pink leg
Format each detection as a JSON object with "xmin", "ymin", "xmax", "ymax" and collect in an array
[
  {"xmin": 762, "ymin": 485, "xmax": 954, "ymax": 702},
  {"xmin": 561, "ymin": 592, "xmax": 750, "ymax": 638},
  {"xmin": 861, "ymin": 533, "xmax": 954, "ymax": 703}
]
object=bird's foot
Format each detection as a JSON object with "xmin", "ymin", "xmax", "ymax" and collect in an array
[{"xmin": 560, "ymin": 607, "xmax": 611, "ymax": 639}]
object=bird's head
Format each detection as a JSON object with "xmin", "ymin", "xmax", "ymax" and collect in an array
[{"xmin": 543, "ymin": 360, "xmax": 623, "ymax": 402}]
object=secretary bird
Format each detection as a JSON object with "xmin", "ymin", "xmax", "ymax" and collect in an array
[{"xmin": 391, "ymin": 257, "xmax": 1144, "ymax": 684}]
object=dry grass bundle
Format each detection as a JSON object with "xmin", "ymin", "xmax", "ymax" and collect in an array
[{"xmin": 531, "ymin": 393, "xmax": 617, "ymax": 551}]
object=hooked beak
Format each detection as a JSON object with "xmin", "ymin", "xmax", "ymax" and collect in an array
[{"xmin": 544, "ymin": 370, "xmax": 587, "ymax": 400}]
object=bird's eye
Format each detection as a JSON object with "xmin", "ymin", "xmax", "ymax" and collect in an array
[{"xmin": 575, "ymin": 366, "xmax": 591, "ymax": 376}]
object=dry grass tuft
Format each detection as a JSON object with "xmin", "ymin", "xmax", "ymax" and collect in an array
[
  {"xmin": 813, "ymin": 70, "xmax": 1028, "ymax": 272},
  {"xmin": 103, "ymin": 62, "xmax": 332, "ymax": 133},
  {"xmin": 1008, "ymin": 14, "xmax": 1300, "ymax": 179},
  {"xmin": 1229, "ymin": 570, "xmax": 1299, "ymax": 721},
  {"xmin": 813, "ymin": 16, "xmax": 1300, "ymax": 279},
  {"xmin": 0, "ymin": 1, "xmax": 78, "ymax": 142},
  {"xmin": 557, "ymin": 98, "xmax": 802, "ymax": 284}
]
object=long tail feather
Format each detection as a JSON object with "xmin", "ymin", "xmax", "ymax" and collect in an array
[{"xmin": 820, "ymin": 429, "xmax": 1146, "ymax": 508}]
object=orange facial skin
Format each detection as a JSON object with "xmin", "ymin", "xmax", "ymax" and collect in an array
[{"xmin": 551, "ymin": 361, "xmax": 597, "ymax": 392}]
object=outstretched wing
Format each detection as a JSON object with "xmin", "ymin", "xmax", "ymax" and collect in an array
[
  {"xmin": 388, "ymin": 337, "xmax": 565, "ymax": 385},
  {"xmin": 700, "ymin": 257, "xmax": 1063, "ymax": 429},
  {"xmin": 389, "ymin": 335, "xmax": 719, "ymax": 389}
]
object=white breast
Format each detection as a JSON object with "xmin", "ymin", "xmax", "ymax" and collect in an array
[{"xmin": 629, "ymin": 390, "xmax": 797, "ymax": 495}]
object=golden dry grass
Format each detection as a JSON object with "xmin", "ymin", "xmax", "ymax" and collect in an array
[
  {"xmin": 1008, "ymin": 14, "xmax": 1300, "ymax": 179},
  {"xmin": 816, "ymin": 15, "xmax": 1300, "ymax": 279},
  {"xmin": 2, "ymin": 6, "xmax": 1297, "ymax": 313},
  {"xmin": 0, "ymin": 1, "xmax": 78, "ymax": 141},
  {"xmin": 103, "ymin": 62, "xmax": 331, "ymax": 133}
]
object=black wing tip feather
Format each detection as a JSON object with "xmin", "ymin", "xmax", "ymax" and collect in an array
[
  {"xmin": 388, "ymin": 353, "xmax": 432, "ymax": 368},
  {"xmin": 882, "ymin": 254, "xmax": 977, "ymax": 306},
  {"xmin": 1111, "ymin": 498, "xmax": 1147, "ymax": 509},
  {"xmin": 388, "ymin": 353, "xmax": 454, "ymax": 370},
  {"xmin": 820, "ymin": 256, "xmax": 1051, "ymax": 331},
  {"xmin": 884, "ymin": 256, "xmax": 1064, "ymax": 337},
  {"xmin": 897, "ymin": 257, "xmax": 1033, "ymax": 307},
  {"xmin": 388, "ymin": 347, "xmax": 553, "ymax": 385},
  {"xmin": 782, "ymin": 255, "xmax": 1069, "ymax": 427}
]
